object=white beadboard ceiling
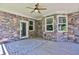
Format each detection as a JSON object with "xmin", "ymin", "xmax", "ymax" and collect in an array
[{"xmin": 0, "ymin": 3, "xmax": 79, "ymax": 19}]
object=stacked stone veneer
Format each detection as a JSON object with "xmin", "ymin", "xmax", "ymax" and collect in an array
[
  {"xmin": 0, "ymin": 11, "xmax": 28, "ymax": 43},
  {"xmin": 42, "ymin": 13, "xmax": 79, "ymax": 42},
  {"xmin": 42, "ymin": 15, "xmax": 68, "ymax": 41},
  {"xmin": 0, "ymin": 10, "xmax": 79, "ymax": 43},
  {"xmin": 68, "ymin": 13, "xmax": 79, "ymax": 42},
  {"xmin": 67, "ymin": 14, "xmax": 75, "ymax": 42},
  {"xmin": 42, "ymin": 16, "xmax": 57, "ymax": 41}
]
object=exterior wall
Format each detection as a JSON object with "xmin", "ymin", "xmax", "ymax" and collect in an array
[
  {"xmin": 0, "ymin": 11, "xmax": 28, "ymax": 43},
  {"xmin": 67, "ymin": 14, "xmax": 75, "ymax": 42},
  {"xmin": 56, "ymin": 15, "xmax": 68, "ymax": 42},
  {"xmin": 68, "ymin": 13, "xmax": 79, "ymax": 42},
  {"xmin": 35, "ymin": 20, "xmax": 43, "ymax": 38},
  {"xmin": 42, "ymin": 16, "xmax": 57, "ymax": 41},
  {"xmin": 28, "ymin": 13, "xmax": 79, "ymax": 42},
  {"xmin": 29, "ymin": 29, "xmax": 36, "ymax": 38},
  {"xmin": 1, "ymin": 10, "xmax": 79, "ymax": 43},
  {"xmin": 29, "ymin": 20, "xmax": 43, "ymax": 38},
  {"xmin": 42, "ymin": 13, "xmax": 79, "ymax": 42},
  {"xmin": 28, "ymin": 20, "xmax": 35, "ymax": 38},
  {"xmin": 42, "ymin": 15, "xmax": 68, "ymax": 42},
  {"xmin": 23, "ymin": 13, "xmax": 79, "ymax": 42}
]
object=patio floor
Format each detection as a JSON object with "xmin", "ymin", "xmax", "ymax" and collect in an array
[{"xmin": 3, "ymin": 39, "xmax": 79, "ymax": 55}]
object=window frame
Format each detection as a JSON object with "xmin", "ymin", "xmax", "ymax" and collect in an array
[
  {"xmin": 45, "ymin": 16, "xmax": 54, "ymax": 32},
  {"xmin": 57, "ymin": 15, "xmax": 68, "ymax": 32},
  {"xmin": 29, "ymin": 20, "xmax": 35, "ymax": 31}
]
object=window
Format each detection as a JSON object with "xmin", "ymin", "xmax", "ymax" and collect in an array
[
  {"xmin": 57, "ymin": 15, "xmax": 68, "ymax": 32},
  {"xmin": 29, "ymin": 20, "xmax": 35, "ymax": 31},
  {"xmin": 45, "ymin": 16, "xmax": 54, "ymax": 32}
]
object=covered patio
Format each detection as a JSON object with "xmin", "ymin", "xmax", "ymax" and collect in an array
[{"xmin": 0, "ymin": 3, "xmax": 79, "ymax": 55}]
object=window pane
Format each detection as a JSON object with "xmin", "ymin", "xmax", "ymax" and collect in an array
[
  {"xmin": 47, "ymin": 18, "xmax": 53, "ymax": 24},
  {"xmin": 59, "ymin": 17, "xmax": 66, "ymax": 23},
  {"xmin": 29, "ymin": 26, "xmax": 33, "ymax": 30},
  {"xmin": 58, "ymin": 24, "xmax": 61, "ymax": 31},
  {"xmin": 58, "ymin": 24, "xmax": 66, "ymax": 31},
  {"xmin": 47, "ymin": 25, "xmax": 53, "ymax": 31},
  {"xmin": 61, "ymin": 24, "xmax": 66, "ymax": 31},
  {"xmin": 21, "ymin": 22, "xmax": 26, "ymax": 36},
  {"xmin": 29, "ymin": 21, "xmax": 33, "ymax": 25}
]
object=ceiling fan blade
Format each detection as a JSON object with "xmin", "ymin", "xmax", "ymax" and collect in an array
[
  {"xmin": 31, "ymin": 10, "xmax": 35, "ymax": 13},
  {"xmin": 38, "ymin": 8, "xmax": 47, "ymax": 10},
  {"xmin": 26, "ymin": 7, "xmax": 34, "ymax": 9},
  {"xmin": 38, "ymin": 10, "xmax": 41, "ymax": 13}
]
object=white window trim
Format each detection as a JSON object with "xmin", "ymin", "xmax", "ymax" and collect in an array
[
  {"xmin": 20, "ymin": 20, "xmax": 29, "ymax": 39},
  {"xmin": 29, "ymin": 20, "xmax": 35, "ymax": 31},
  {"xmin": 57, "ymin": 15, "xmax": 68, "ymax": 32},
  {"xmin": 45, "ymin": 16, "xmax": 54, "ymax": 32}
]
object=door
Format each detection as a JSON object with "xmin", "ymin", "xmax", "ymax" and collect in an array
[{"xmin": 20, "ymin": 20, "xmax": 28, "ymax": 38}]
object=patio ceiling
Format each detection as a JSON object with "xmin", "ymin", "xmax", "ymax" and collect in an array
[{"xmin": 0, "ymin": 3, "xmax": 79, "ymax": 19}]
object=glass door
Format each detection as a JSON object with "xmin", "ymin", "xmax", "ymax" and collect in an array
[{"xmin": 20, "ymin": 20, "xmax": 28, "ymax": 38}]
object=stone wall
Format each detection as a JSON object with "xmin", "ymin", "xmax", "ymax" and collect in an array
[
  {"xmin": 28, "ymin": 20, "xmax": 36, "ymax": 38},
  {"xmin": 1, "ymin": 10, "xmax": 79, "ymax": 43},
  {"xmin": 42, "ymin": 16, "xmax": 57, "ymax": 41},
  {"xmin": 42, "ymin": 15, "xmax": 68, "ymax": 42},
  {"xmin": 67, "ymin": 14, "xmax": 75, "ymax": 42},
  {"xmin": 28, "ymin": 13, "xmax": 79, "ymax": 42},
  {"xmin": 29, "ymin": 30, "xmax": 36, "ymax": 38},
  {"xmin": 68, "ymin": 13, "xmax": 79, "ymax": 42},
  {"xmin": 0, "ymin": 11, "xmax": 28, "ymax": 43},
  {"xmin": 29, "ymin": 20, "xmax": 43, "ymax": 38},
  {"xmin": 35, "ymin": 20, "xmax": 43, "ymax": 38},
  {"xmin": 42, "ymin": 13, "xmax": 79, "ymax": 42}
]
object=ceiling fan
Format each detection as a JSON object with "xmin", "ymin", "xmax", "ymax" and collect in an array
[{"xmin": 26, "ymin": 3, "xmax": 47, "ymax": 13}]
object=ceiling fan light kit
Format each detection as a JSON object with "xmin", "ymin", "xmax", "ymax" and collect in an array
[{"xmin": 35, "ymin": 10, "xmax": 38, "ymax": 12}]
